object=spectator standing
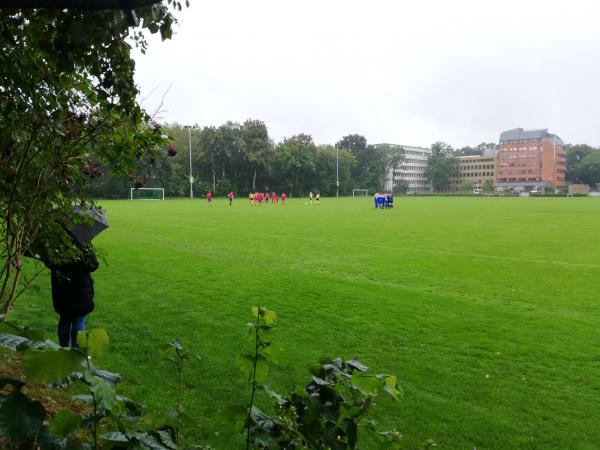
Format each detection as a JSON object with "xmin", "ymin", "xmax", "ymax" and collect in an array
[{"xmin": 47, "ymin": 244, "xmax": 99, "ymax": 347}]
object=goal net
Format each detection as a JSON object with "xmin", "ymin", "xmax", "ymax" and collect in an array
[
  {"xmin": 130, "ymin": 188, "xmax": 165, "ymax": 200},
  {"xmin": 352, "ymin": 189, "xmax": 369, "ymax": 197}
]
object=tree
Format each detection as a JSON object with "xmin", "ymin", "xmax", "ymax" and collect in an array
[
  {"xmin": 335, "ymin": 134, "xmax": 368, "ymax": 155},
  {"xmin": 274, "ymin": 134, "xmax": 317, "ymax": 196},
  {"xmin": 393, "ymin": 179, "xmax": 409, "ymax": 195},
  {"xmin": 424, "ymin": 142, "xmax": 459, "ymax": 192},
  {"xmin": 566, "ymin": 144, "xmax": 596, "ymax": 183},
  {"xmin": 455, "ymin": 142, "xmax": 496, "ymax": 156},
  {"xmin": 371, "ymin": 144, "xmax": 405, "ymax": 192},
  {"xmin": 240, "ymin": 120, "xmax": 271, "ymax": 192},
  {"xmin": 576, "ymin": 151, "xmax": 600, "ymax": 187},
  {"xmin": 215, "ymin": 121, "xmax": 243, "ymax": 192},
  {"xmin": 482, "ymin": 179, "xmax": 494, "ymax": 193},
  {"xmin": 336, "ymin": 134, "xmax": 367, "ymax": 187},
  {"xmin": 196, "ymin": 126, "xmax": 220, "ymax": 192},
  {"xmin": 459, "ymin": 181, "xmax": 474, "ymax": 192},
  {"xmin": 313, "ymin": 145, "xmax": 356, "ymax": 196},
  {"xmin": 0, "ymin": 4, "xmax": 183, "ymax": 315}
]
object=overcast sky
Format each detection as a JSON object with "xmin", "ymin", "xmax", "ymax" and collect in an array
[{"xmin": 133, "ymin": 0, "xmax": 600, "ymax": 148}]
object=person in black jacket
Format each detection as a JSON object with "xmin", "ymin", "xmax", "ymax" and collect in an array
[{"xmin": 48, "ymin": 245, "xmax": 99, "ymax": 347}]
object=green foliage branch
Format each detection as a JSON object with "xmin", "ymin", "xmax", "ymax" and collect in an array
[
  {"xmin": 229, "ymin": 307, "xmax": 404, "ymax": 450},
  {"xmin": 0, "ymin": 2, "xmax": 184, "ymax": 316}
]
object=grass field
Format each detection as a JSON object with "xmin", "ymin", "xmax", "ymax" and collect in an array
[{"xmin": 11, "ymin": 196, "xmax": 600, "ymax": 449}]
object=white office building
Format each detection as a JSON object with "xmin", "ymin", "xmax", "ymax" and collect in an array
[{"xmin": 380, "ymin": 144, "xmax": 432, "ymax": 194}]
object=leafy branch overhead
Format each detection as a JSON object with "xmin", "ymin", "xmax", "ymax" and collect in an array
[{"xmin": 0, "ymin": 2, "xmax": 185, "ymax": 315}]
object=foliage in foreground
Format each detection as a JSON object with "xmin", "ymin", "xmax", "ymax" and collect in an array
[
  {"xmin": 0, "ymin": 321, "xmax": 203, "ymax": 450},
  {"xmin": 0, "ymin": 308, "xmax": 404, "ymax": 449},
  {"xmin": 0, "ymin": 3, "xmax": 184, "ymax": 317},
  {"xmin": 229, "ymin": 307, "xmax": 403, "ymax": 450}
]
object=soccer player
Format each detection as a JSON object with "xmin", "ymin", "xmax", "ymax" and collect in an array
[
  {"xmin": 228, "ymin": 191, "xmax": 234, "ymax": 206},
  {"xmin": 206, "ymin": 191, "xmax": 212, "ymax": 204},
  {"xmin": 281, "ymin": 192, "xmax": 286, "ymax": 205}
]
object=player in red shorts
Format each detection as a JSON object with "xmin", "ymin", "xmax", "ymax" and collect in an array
[{"xmin": 281, "ymin": 192, "xmax": 286, "ymax": 205}]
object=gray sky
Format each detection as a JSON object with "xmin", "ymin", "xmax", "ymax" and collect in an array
[{"xmin": 134, "ymin": 0, "xmax": 600, "ymax": 148}]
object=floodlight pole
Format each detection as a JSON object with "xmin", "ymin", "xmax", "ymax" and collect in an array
[
  {"xmin": 185, "ymin": 125, "xmax": 194, "ymax": 200},
  {"xmin": 553, "ymin": 135, "xmax": 556, "ymax": 189},
  {"xmin": 336, "ymin": 146, "xmax": 339, "ymax": 198}
]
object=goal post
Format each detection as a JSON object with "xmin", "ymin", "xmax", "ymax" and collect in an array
[
  {"xmin": 352, "ymin": 189, "xmax": 369, "ymax": 198},
  {"xmin": 130, "ymin": 187, "xmax": 165, "ymax": 200}
]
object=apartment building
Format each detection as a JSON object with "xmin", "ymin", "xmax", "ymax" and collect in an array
[
  {"xmin": 381, "ymin": 144, "xmax": 432, "ymax": 194},
  {"xmin": 496, "ymin": 128, "xmax": 566, "ymax": 191},
  {"xmin": 451, "ymin": 153, "xmax": 497, "ymax": 191}
]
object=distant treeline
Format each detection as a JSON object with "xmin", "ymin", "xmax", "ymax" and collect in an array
[
  {"xmin": 87, "ymin": 121, "xmax": 405, "ymax": 198},
  {"xmin": 86, "ymin": 122, "xmax": 600, "ymax": 198}
]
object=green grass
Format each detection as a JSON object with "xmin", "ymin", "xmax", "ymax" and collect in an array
[{"xmin": 11, "ymin": 196, "xmax": 600, "ymax": 449}]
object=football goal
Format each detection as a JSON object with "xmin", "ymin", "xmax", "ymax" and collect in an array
[
  {"xmin": 130, "ymin": 187, "xmax": 165, "ymax": 200},
  {"xmin": 352, "ymin": 189, "xmax": 369, "ymax": 197}
]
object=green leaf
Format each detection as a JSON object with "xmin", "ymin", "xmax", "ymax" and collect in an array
[
  {"xmin": 48, "ymin": 409, "xmax": 81, "ymax": 439},
  {"xmin": 101, "ymin": 431, "xmax": 128, "ymax": 446},
  {"xmin": 382, "ymin": 375, "xmax": 402, "ymax": 400},
  {"xmin": 0, "ymin": 390, "xmax": 45, "ymax": 442},
  {"xmin": 251, "ymin": 306, "xmax": 276, "ymax": 325},
  {"xmin": 260, "ymin": 385, "xmax": 287, "ymax": 406},
  {"xmin": 249, "ymin": 405, "xmax": 275, "ymax": 430},
  {"xmin": 22, "ymin": 349, "xmax": 85, "ymax": 384},
  {"xmin": 237, "ymin": 354, "xmax": 254, "ymax": 378},
  {"xmin": 347, "ymin": 359, "xmax": 369, "ymax": 372},
  {"xmin": 254, "ymin": 355, "xmax": 269, "ymax": 382},
  {"xmin": 91, "ymin": 376, "xmax": 118, "ymax": 412},
  {"xmin": 77, "ymin": 329, "xmax": 109, "ymax": 357},
  {"xmin": 153, "ymin": 428, "xmax": 177, "ymax": 449},
  {"xmin": 262, "ymin": 344, "xmax": 282, "ymax": 364},
  {"xmin": 23, "ymin": 326, "xmax": 46, "ymax": 341},
  {"xmin": 262, "ymin": 309, "xmax": 276, "ymax": 325},
  {"xmin": 0, "ymin": 322, "xmax": 44, "ymax": 344},
  {"xmin": 353, "ymin": 376, "xmax": 382, "ymax": 395},
  {"xmin": 0, "ymin": 321, "xmax": 26, "ymax": 336},
  {"xmin": 238, "ymin": 352, "xmax": 270, "ymax": 381}
]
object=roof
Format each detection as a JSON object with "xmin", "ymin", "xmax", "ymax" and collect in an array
[{"xmin": 499, "ymin": 128, "xmax": 564, "ymax": 145}]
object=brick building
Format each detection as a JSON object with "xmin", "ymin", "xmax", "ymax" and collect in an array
[{"xmin": 496, "ymin": 128, "xmax": 566, "ymax": 192}]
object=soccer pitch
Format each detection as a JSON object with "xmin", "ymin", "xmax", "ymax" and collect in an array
[{"xmin": 13, "ymin": 196, "xmax": 600, "ymax": 449}]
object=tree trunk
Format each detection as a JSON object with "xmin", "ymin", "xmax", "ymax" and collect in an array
[
  {"xmin": 212, "ymin": 169, "xmax": 216, "ymax": 193},
  {"xmin": 252, "ymin": 168, "xmax": 256, "ymax": 191}
]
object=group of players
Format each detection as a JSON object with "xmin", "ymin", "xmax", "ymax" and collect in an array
[
  {"xmin": 248, "ymin": 192, "xmax": 287, "ymax": 206},
  {"xmin": 374, "ymin": 192, "xmax": 394, "ymax": 208}
]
